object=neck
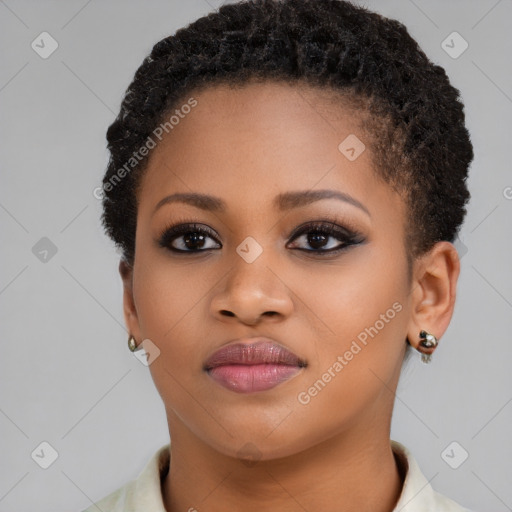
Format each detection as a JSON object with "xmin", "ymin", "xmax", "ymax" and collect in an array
[{"xmin": 162, "ymin": 418, "xmax": 404, "ymax": 512}]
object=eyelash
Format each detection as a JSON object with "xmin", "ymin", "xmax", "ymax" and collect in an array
[{"xmin": 157, "ymin": 219, "xmax": 365, "ymax": 256}]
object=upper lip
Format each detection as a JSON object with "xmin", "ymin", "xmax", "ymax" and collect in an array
[{"xmin": 203, "ymin": 338, "xmax": 307, "ymax": 370}]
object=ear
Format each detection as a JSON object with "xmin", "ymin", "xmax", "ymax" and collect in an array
[
  {"xmin": 119, "ymin": 259, "xmax": 142, "ymax": 348},
  {"xmin": 406, "ymin": 241, "xmax": 460, "ymax": 353}
]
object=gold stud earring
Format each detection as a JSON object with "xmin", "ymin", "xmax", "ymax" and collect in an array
[{"xmin": 417, "ymin": 330, "xmax": 438, "ymax": 364}]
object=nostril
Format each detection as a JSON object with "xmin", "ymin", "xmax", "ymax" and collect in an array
[{"xmin": 220, "ymin": 310, "xmax": 235, "ymax": 317}]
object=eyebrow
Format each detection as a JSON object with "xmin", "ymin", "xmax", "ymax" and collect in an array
[{"xmin": 152, "ymin": 189, "xmax": 370, "ymax": 217}]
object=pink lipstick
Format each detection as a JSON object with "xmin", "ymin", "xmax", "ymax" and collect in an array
[{"xmin": 203, "ymin": 338, "xmax": 307, "ymax": 393}]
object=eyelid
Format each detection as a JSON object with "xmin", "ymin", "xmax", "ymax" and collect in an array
[
  {"xmin": 158, "ymin": 217, "xmax": 220, "ymax": 237},
  {"xmin": 286, "ymin": 218, "xmax": 361, "ymax": 240}
]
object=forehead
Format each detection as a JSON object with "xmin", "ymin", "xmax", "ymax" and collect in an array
[
  {"xmin": 171, "ymin": 80, "xmax": 365, "ymax": 144},
  {"xmin": 136, "ymin": 80, "xmax": 401, "ymax": 221}
]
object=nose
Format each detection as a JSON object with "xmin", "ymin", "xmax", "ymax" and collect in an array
[{"xmin": 209, "ymin": 249, "xmax": 294, "ymax": 325}]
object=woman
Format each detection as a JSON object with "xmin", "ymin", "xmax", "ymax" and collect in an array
[{"xmin": 86, "ymin": 0, "xmax": 474, "ymax": 510}]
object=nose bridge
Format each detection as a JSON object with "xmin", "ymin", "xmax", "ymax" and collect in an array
[
  {"xmin": 210, "ymin": 232, "xmax": 293, "ymax": 321},
  {"xmin": 227, "ymin": 233, "xmax": 278, "ymax": 295}
]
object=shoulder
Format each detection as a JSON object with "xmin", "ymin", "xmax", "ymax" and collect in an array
[
  {"xmin": 391, "ymin": 440, "xmax": 472, "ymax": 512},
  {"xmin": 81, "ymin": 444, "xmax": 170, "ymax": 512}
]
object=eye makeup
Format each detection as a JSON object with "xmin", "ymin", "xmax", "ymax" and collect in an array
[{"xmin": 156, "ymin": 215, "xmax": 366, "ymax": 257}]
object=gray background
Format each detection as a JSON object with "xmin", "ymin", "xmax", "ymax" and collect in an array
[{"xmin": 1, "ymin": 1, "xmax": 511, "ymax": 511}]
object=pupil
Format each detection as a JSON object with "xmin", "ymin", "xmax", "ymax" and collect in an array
[
  {"xmin": 184, "ymin": 233, "xmax": 205, "ymax": 249},
  {"xmin": 308, "ymin": 232, "xmax": 327, "ymax": 249}
]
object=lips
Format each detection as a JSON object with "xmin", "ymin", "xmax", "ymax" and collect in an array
[
  {"xmin": 204, "ymin": 338, "xmax": 307, "ymax": 393},
  {"xmin": 204, "ymin": 339, "xmax": 306, "ymax": 369}
]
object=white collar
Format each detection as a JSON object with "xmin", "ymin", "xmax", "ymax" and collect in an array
[{"xmin": 84, "ymin": 440, "xmax": 470, "ymax": 511}]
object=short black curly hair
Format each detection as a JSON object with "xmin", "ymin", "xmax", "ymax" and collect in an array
[{"xmin": 100, "ymin": 0, "xmax": 473, "ymax": 268}]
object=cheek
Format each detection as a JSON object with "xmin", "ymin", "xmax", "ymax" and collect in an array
[
  {"xmin": 288, "ymin": 259, "xmax": 409, "ymax": 434},
  {"xmin": 292, "ymin": 249, "xmax": 410, "ymax": 392},
  {"xmin": 132, "ymin": 260, "xmax": 210, "ymax": 410},
  {"xmin": 294, "ymin": 245, "xmax": 408, "ymax": 342},
  {"xmin": 134, "ymin": 250, "xmax": 211, "ymax": 329},
  {"xmin": 132, "ymin": 255, "xmax": 216, "ymax": 367}
]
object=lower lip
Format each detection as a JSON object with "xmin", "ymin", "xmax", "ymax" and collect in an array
[{"xmin": 206, "ymin": 363, "xmax": 302, "ymax": 393}]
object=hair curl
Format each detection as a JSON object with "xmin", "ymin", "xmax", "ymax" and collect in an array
[{"xmin": 100, "ymin": 0, "xmax": 473, "ymax": 268}]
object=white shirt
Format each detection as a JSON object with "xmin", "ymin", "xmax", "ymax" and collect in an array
[{"xmin": 82, "ymin": 440, "xmax": 472, "ymax": 511}]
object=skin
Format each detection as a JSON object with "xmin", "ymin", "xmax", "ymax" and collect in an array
[{"xmin": 119, "ymin": 81, "xmax": 460, "ymax": 512}]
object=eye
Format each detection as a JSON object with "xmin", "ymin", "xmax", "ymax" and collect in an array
[
  {"xmin": 158, "ymin": 223, "xmax": 221, "ymax": 253},
  {"xmin": 157, "ymin": 219, "xmax": 365, "ymax": 255},
  {"xmin": 286, "ymin": 221, "xmax": 365, "ymax": 255}
]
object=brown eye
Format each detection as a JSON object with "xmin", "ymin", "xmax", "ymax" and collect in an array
[
  {"xmin": 287, "ymin": 221, "xmax": 365, "ymax": 255},
  {"xmin": 158, "ymin": 224, "xmax": 221, "ymax": 252}
]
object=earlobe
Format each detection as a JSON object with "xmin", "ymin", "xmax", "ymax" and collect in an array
[
  {"xmin": 406, "ymin": 242, "xmax": 460, "ymax": 362},
  {"xmin": 119, "ymin": 259, "xmax": 142, "ymax": 345}
]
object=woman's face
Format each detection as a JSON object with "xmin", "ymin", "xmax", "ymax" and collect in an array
[{"xmin": 127, "ymin": 81, "xmax": 415, "ymax": 460}]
